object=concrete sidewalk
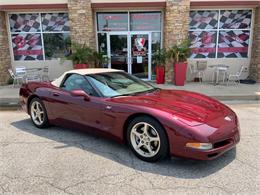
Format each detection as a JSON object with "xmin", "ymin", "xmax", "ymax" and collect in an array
[
  {"xmin": 153, "ymin": 82, "xmax": 260, "ymax": 101},
  {"xmin": 0, "ymin": 82, "xmax": 259, "ymax": 109}
]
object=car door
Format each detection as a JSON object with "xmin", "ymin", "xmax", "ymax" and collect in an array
[
  {"xmin": 48, "ymin": 73, "xmax": 102, "ymax": 131},
  {"xmin": 85, "ymin": 73, "xmax": 129, "ymax": 134}
]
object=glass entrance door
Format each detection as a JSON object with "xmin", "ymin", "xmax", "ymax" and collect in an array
[
  {"xmin": 130, "ymin": 33, "xmax": 150, "ymax": 79},
  {"xmin": 107, "ymin": 33, "xmax": 151, "ymax": 79},
  {"xmin": 108, "ymin": 34, "xmax": 128, "ymax": 72}
]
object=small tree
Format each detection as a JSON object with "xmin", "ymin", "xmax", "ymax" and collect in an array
[
  {"xmin": 167, "ymin": 39, "xmax": 191, "ymax": 63},
  {"xmin": 66, "ymin": 43, "xmax": 93, "ymax": 65},
  {"xmin": 152, "ymin": 49, "xmax": 167, "ymax": 66}
]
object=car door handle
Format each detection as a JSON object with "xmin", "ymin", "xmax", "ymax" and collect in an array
[{"xmin": 53, "ymin": 92, "xmax": 60, "ymax": 97}]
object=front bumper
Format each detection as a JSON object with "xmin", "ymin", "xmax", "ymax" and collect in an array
[{"xmin": 169, "ymin": 129, "xmax": 240, "ymax": 160}]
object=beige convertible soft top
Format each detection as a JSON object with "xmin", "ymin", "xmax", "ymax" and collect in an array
[{"xmin": 51, "ymin": 68, "xmax": 123, "ymax": 87}]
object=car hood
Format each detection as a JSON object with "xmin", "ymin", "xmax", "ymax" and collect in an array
[{"xmin": 110, "ymin": 89, "xmax": 234, "ymax": 127}]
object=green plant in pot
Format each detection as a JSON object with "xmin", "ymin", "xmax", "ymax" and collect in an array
[
  {"xmin": 91, "ymin": 51, "xmax": 109, "ymax": 68},
  {"xmin": 66, "ymin": 43, "xmax": 93, "ymax": 69},
  {"xmin": 152, "ymin": 49, "xmax": 167, "ymax": 84},
  {"xmin": 167, "ymin": 39, "xmax": 191, "ymax": 86}
]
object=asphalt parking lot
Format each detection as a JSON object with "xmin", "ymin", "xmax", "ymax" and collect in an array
[{"xmin": 0, "ymin": 101, "xmax": 259, "ymax": 195}]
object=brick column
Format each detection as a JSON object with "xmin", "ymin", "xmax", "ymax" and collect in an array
[
  {"xmin": 250, "ymin": 7, "xmax": 260, "ymax": 82},
  {"xmin": 0, "ymin": 12, "xmax": 11, "ymax": 85},
  {"xmin": 164, "ymin": 0, "xmax": 190, "ymax": 82},
  {"xmin": 68, "ymin": 0, "xmax": 96, "ymax": 64}
]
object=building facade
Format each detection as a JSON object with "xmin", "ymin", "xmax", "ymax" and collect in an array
[{"xmin": 0, "ymin": 0, "xmax": 260, "ymax": 84}]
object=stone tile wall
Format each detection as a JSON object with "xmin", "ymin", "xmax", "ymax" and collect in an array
[
  {"xmin": 0, "ymin": 12, "xmax": 11, "ymax": 85},
  {"xmin": 164, "ymin": 0, "xmax": 190, "ymax": 82},
  {"xmin": 250, "ymin": 7, "xmax": 260, "ymax": 82}
]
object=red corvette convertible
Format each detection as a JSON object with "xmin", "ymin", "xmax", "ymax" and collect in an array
[{"xmin": 20, "ymin": 69, "xmax": 240, "ymax": 162}]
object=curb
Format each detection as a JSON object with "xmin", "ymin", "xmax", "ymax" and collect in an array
[
  {"xmin": 0, "ymin": 98, "xmax": 20, "ymax": 110},
  {"xmin": 212, "ymin": 95, "xmax": 260, "ymax": 101},
  {"xmin": 0, "ymin": 95, "xmax": 259, "ymax": 110}
]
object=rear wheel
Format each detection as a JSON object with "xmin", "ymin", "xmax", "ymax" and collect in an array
[
  {"xmin": 29, "ymin": 97, "xmax": 49, "ymax": 128},
  {"xmin": 127, "ymin": 116, "xmax": 168, "ymax": 162}
]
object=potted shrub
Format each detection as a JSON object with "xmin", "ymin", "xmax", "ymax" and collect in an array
[
  {"xmin": 66, "ymin": 43, "xmax": 93, "ymax": 69},
  {"xmin": 91, "ymin": 51, "xmax": 109, "ymax": 68},
  {"xmin": 167, "ymin": 40, "xmax": 191, "ymax": 86},
  {"xmin": 152, "ymin": 49, "xmax": 167, "ymax": 84}
]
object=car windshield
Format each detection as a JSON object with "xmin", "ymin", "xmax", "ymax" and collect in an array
[{"xmin": 86, "ymin": 72, "xmax": 156, "ymax": 97}]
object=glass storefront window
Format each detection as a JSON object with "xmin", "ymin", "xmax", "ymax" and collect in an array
[
  {"xmin": 189, "ymin": 31, "xmax": 217, "ymax": 58},
  {"xmin": 97, "ymin": 13, "xmax": 128, "ymax": 31},
  {"xmin": 219, "ymin": 10, "xmax": 252, "ymax": 29},
  {"xmin": 217, "ymin": 30, "xmax": 250, "ymax": 58},
  {"xmin": 189, "ymin": 10, "xmax": 218, "ymax": 30},
  {"xmin": 130, "ymin": 12, "xmax": 161, "ymax": 31},
  {"xmin": 96, "ymin": 12, "xmax": 162, "ymax": 80},
  {"xmin": 12, "ymin": 33, "xmax": 43, "ymax": 61},
  {"xmin": 151, "ymin": 32, "xmax": 161, "ymax": 79},
  {"xmin": 9, "ymin": 12, "xmax": 71, "ymax": 61},
  {"xmin": 43, "ymin": 33, "xmax": 71, "ymax": 60},
  {"xmin": 97, "ymin": 33, "xmax": 107, "ymax": 55},
  {"xmin": 189, "ymin": 9, "xmax": 252, "ymax": 59},
  {"xmin": 9, "ymin": 13, "xmax": 41, "ymax": 32},
  {"xmin": 41, "ymin": 13, "xmax": 70, "ymax": 32},
  {"xmin": 152, "ymin": 32, "xmax": 161, "ymax": 53}
]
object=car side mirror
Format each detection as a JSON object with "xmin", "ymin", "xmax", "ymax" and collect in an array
[{"xmin": 70, "ymin": 90, "xmax": 90, "ymax": 101}]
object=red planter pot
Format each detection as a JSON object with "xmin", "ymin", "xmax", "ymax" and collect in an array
[
  {"xmin": 174, "ymin": 62, "xmax": 187, "ymax": 86},
  {"xmin": 156, "ymin": 66, "xmax": 165, "ymax": 84},
  {"xmin": 74, "ymin": 64, "xmax": 89, "ymax": 69}
]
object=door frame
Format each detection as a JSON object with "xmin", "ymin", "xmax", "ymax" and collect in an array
[{"xmin": 107, "ymin": 31, "xmax": 152, "ymax": 80}]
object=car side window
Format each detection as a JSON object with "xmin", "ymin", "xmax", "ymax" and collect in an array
[{"xmin": 61, "ymin": 74, "xmax": 97, "ymax": 96}]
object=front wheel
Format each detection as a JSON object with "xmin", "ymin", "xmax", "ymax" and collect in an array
[
  {"xmin": 29, "ymin": 97, "xmax": 49, "ymax": 128},
  {"xmin": 127, "ymin": 116, "xmax": 169, "ymax": 162}
]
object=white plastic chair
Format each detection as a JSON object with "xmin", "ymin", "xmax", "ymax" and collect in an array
[
  {"xmin": 8, "ymin": 69, "xmax": 24, "ymax": 87},
  {"xmin": 227, "ymin": 65, "xmax": 244, "ymax": 86}
]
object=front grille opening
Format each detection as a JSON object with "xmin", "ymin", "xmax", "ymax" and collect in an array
[
  {"xmin": 208, "ymin": 153, "xmax": 218, "ymax": 158},
  {"xmin": 214, "ymin": 139, "xmax": 232, "ymax": 148}
]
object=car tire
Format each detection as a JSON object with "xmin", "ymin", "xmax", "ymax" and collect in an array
[
  {"xmin": 127, "ymin": 116, "xmax": 169, "ymax": 162},
  {"xmin": 29, "ymin": 97, "xmax": 49, "ymax": 128}
]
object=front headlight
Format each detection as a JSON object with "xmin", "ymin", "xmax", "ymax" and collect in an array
[{"xmin": 186, "ymin": 142, "xmax": 213, "ymax": 150}]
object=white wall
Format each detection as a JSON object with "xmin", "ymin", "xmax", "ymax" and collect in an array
[{"xmin": 187, "ymin": 58, "xmax": 250, "ymax": 82}]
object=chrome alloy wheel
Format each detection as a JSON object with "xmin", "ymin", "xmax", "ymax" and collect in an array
[
  {"xmin": 130, "ymin": 122, "xmax": 161, "ymax": 158},
  {"xmin": 30, "ymin": 101, "xmax": 45, "ymax": 126}
]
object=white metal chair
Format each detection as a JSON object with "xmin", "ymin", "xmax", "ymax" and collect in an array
[
  {"xmin": 189, "ymin": 64, "xmax": 198, "ymax": 81},
  {"xmin": 196, "ymin": 60, "xmax": 207, "ymax": 83},
  {"xmin": 41, "ymin": 66, "xmax": 50, "ymax": 81},
  {"xmin": 8, "ymin": 69, "xmax": 24, "ymax": 87},
  {"xmin": 227, "ymin": 65, "xmax": 244, "ymax": 86}
]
